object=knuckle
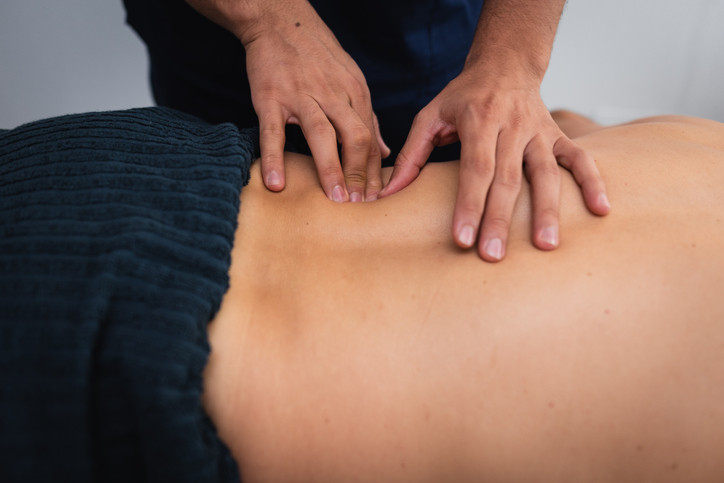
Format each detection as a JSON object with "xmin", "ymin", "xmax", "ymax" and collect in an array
[
  {"xmin": 535, "ymin": 161, "xmax": 562, "ymax": 181},
  {"xmin": 564, "ymin": 154, "xmax": 585, "ymax": 172},
  {"xmin": 318, "ymin": 163, "xmax": 343, "ymax": 181},
  {"xmin": 367, "ymin": 142, "xmax": 382, "ymax": 159},
  {"xmin": 343, "ymin": 166, "xmax": 368, "ymax": 187},
  {"xmin": 526, "ymin": 155, "xmax": 560, "ymax": 177},
  {"xmin": 348, "ymin": 78, "xmax": 370, "ymax": 103},
  {"xmin": 299, "ymin": 102, "xmax": 324, "ymax": 120},
  {"xmin": 463, "ymin": 101, "xmax": 496, "ymax": 124},
  {"xmin": 259, "ymin": 123, "xmax": 285, "ymax": 145},
  {"xmin": 494, "ymin": 164, "xmax": 523, "ymax": 190},
  {"xmin": 536, "ymin": 205, "xmax": 559, "ymax": 221},
  {"xmin": 260, "ymin": 122, "xmax": 285, "ymax": 137},
  {"xmin": 394, "ymin": 149, "xmax": 416, "ymax": 169},
  {"xmin": 507, "ymin": 111, "xmax": 525, "ymax": 130},
  {"xmin": 484, "ymin": 213, "xmax": 511, "ymax": 233},
  {"xmin": 457, "ymin": 193, "xmax": 486, "ymax": 219},
  {"xmin": 562, "ymin": 147, "xmax": 594, "ymax": 172},
  {"xmin": 464, "ymin": 159, "xmax": 496, "ymax": 182},
  {"xmin": 261, "ymin": 150, "xmax": 283, "ymax": 166},
  {"xmin": 345, "ymin": 124, "xmax": 373, "ymax": 152},
  {"xmin": 308, "ymin": 117, "xmax": 335, "ymax": 137},
  {"xmin": 300, "ymin": 101, "xmax": 321, "ymax": 117},
  {"xmin": 365, "ymin": 176, "xmax": 383, "ymax": 192}
]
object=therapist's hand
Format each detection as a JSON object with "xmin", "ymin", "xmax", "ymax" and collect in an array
[
  {"xmin": 379, "ymin": 66, "xmax": 611, "ymax": 262},
  {"xmin": 186, "ymin": 0, "xmax": 389, "ymax": 201}
]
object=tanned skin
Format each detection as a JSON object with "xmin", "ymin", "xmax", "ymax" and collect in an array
[{"xmin": 203, "ymin": 112, "xmax": 724, "ymax": 482}]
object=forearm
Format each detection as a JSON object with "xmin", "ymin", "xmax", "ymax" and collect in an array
[{"xmin": 466, "ymin": 0, "xmax": 566, "ymax": 83}]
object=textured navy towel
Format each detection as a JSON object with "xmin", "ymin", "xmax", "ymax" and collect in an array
[{"xmin": 0, "ymin": 107, "xmax": 258, "ymax": 482}]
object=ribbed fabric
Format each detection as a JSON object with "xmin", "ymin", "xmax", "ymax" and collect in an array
[{"xmin": 0, "ymin": 107, "xmax": 258, "ymax": 482}]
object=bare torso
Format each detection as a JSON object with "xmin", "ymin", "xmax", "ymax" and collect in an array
[{"xmin": 204, "ymin": 115, "xmax": 724, "ymax": 482}]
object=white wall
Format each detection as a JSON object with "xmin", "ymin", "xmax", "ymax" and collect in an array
[
  {"xmin": 2, "ymin": 0, "xmax": 723, "ymax": 129},
  {"xmin": 0, "ymin": 0, "xmax": 153, "ymax": 129},
  {"xmin": 542, "ymin": 0, "xmax": 724, "ymax": 124}
]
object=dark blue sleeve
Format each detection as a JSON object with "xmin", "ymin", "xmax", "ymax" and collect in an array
[{"xmin": 122, "ymin": 0, "xmax": 483, "ymax": 161}]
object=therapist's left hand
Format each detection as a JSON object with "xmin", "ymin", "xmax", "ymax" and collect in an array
[{"xmin": 378, "ymin": 66, "xmax": 611, "ymax": 262}]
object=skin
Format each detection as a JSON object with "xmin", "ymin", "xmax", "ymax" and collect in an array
[
  {"xmin": 203, "ymin": 113, "xmax": 724, "ymax": 482},
  {"xmin": 184, "ymin": 0, "xmax": 609, "ymax": 260},
  {"xmin": 379, "ymin": 0, "xmax": 610, "ymax": 261}
]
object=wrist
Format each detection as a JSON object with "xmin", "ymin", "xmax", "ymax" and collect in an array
[
  {"xmin": 185, "ymin": 0, "xmax": 314, "ymax": 45},
  {"xmin": 464, "ymin": 45, "xmax": 548, "ymax": 88}
]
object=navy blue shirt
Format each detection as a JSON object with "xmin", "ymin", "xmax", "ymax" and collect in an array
[{"xmin": 123, "ymin": 0, "xmax": 485, "ymax": 162}]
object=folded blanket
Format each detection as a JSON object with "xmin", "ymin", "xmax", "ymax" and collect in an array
[{"xmin": 0, "ymin": 107, "xmax": 258, "ymax": 482}]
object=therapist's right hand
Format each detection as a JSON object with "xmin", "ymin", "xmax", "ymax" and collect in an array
[{"xmin": 186, "ymin": 0, "xmax": 389, "ymax": 202}]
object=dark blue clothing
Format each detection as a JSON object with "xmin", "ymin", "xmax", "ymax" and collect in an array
[
  {"xmin": 0, "ymin": 107, "xmax": 258, "ymax": 482},
  {"xmin": 122, "ymin": 0, "xmax": 485, "ymax": 164}
]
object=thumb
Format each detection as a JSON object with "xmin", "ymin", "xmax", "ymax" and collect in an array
[{"xmin": 378, "ymin": 122, "xmax": 436, "ymax": 197}]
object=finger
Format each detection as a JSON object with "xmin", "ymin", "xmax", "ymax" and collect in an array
[
  {"xmin": 297, "ymin": 98, "xmax": 349, "ymax": 202},
  {"xmin": 361, "ymin": 114, "xmax": 384, "ymax": 201},
  {"xmin": 524, "ymin": 136, "xmax": 561, "ymax": 252},
  {"xmin": 365, "ymin": 151, "xmax": 383, "ymax": 201},
  {"xmin": 372, "ymin": 112, "xmax": 391, "ymax": 160},
  {"xmin": 378, "ymin": 112, "xmax": 437, "ymax": 198},
  {"xmin": 343, "ymin": 75, "xmax": 386, "ymax": 201},
  {"xmin": 326, "ymin": 101, "xmax": 374, "ymax": 202},
  {"xmin": 364, "ymin": 112, "xmax": 384, "ymax": 201},
  {"xmin": 554, "ymin": 136, "xmax": 611, "ymax": 215},
  {"xmin": 453, "ymin": 124, "xmax": 498, "ymax": 252},
  {"xmin": 477, "ymin": 130, "xmax": 525, "ymax": 261},
  {"xmin": 346, "ymin": 81, "xmax": 390, "ymax": 161},
  {"xmin": 257, "ymin": 103, "xmax": 288, "ymax": 192}
]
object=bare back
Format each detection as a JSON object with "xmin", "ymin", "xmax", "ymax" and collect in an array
[{"xmin": 204, "ymin": 115, "xmax": 724, "ymax": 482}]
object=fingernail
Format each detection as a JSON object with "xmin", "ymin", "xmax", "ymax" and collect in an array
[
  {"xmin": 540, "ymin": 226, "xmax": 559, "ymax": 248},
  {"xmin": 598, "ymin": 193, "xmax": 611, "ymax": 211},
  {"xmin": 350, "ymin": 192, "xmax": 363, "ymax": 203},
  {"xmin": 331, "ymin": 185, "xmax": 347, "ymax": 203},
  {"xmin": 459, "ymin": 225, "xmax": 476, "ymax": 247},
  {"xmin": 266, "ymin": 170, "xmax": 281, "ymax": 188},
  {"xmin": 483, "ymin": 238, "xmax": 504, "ymax": 261},
  {"xmin": 366, "ymin": 193, "xmax": 378, "ymax": 202}
]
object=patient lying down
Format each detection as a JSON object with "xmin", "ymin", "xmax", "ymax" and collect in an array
[{"xmin": 203, "ymin": 112, "xmax": 724, "ymax": 482}]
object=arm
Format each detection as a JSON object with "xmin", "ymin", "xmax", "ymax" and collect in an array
[
  {"xmin": 380, "ymin": 0, "xmax": 610, "ymax": 261},
  {"xmin": 185, "ymin": 0, "xmax": 390, "ymax": 202}
]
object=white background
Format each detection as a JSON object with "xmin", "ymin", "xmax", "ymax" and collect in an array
[{"xmin": 2, "ymin": 0, "xmax": 723, "ymax": 129}]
